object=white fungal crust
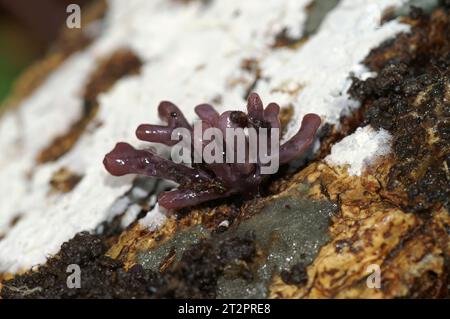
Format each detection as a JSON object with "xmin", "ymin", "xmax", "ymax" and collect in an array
[
  {"xmin": 325, "ymin": 126, "xmax": 393, "ymax": 176},
  {"xmin": 0, "ymin": 0, "xmax": 408, "ymax": 273}
]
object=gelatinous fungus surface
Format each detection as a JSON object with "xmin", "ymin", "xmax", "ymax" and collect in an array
[{"xmin": 104, "ymin": 93, "xmax": 321, "ymax": 210}]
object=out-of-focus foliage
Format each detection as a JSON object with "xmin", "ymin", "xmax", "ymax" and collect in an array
[{"xmin": 0, "ymin": 14, "xmax": 43, "ymax": 105}]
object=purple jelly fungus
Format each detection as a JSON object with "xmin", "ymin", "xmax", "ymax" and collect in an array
[{"xmin": 103, "ymin": 93, "xmax": 321, "ymax": 210}]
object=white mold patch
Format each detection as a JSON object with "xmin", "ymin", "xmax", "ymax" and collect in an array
[
  {"xmin": 0, "ymin": 0, "xmax": 408, "ymax": 272},
  {"xmin": 325, "ymin": 126, "xmax": 392, "ymax": 176},
  {"xmin": 139, "ymin": 204, "xmax": 167, "ymax": 232}
]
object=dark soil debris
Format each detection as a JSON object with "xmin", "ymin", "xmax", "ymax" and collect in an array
[
  {"xmin": 146, "ymin": 231, "xmax": 258, "ymax": 299},
  {"xmin": 280, "ymin": 262, "xmax": 308, "ymax": 286},
  {"xmin": 1, "ymin": 232, "xmax": 154, "ymax": 299},
  {"xmin": 1, "ymin": 229, "xmax": 258, "ymax": 299},
  {"xmin": 271, "ymin": 28, "xmax": 304, "ymax": 49},
  {"xmin": 348, "ymin": 6, "xmax": 450, "ymax": 213}
]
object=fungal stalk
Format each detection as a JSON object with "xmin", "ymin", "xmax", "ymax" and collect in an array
[{"xmin": 103, "ymin": 93, "xmax": 321, "ymax": 210}]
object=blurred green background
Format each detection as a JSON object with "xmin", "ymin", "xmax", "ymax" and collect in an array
[
  {"xmin": 0, "ymin": 0, "xmax": 91, "ymax": 106},
  {"xmin": 0, "ymin": 8, "xmax": 43, "ymax": 104}
]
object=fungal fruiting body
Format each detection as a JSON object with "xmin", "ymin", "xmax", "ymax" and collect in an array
[{"xmin": 103, "ymin": 93, "xmax": 321, "ymax": 210}]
